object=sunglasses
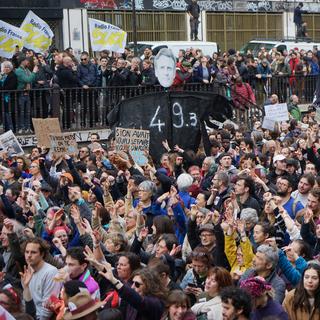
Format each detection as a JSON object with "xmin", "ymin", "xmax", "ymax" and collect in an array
[
  {"xmin": 132, "ymin": 281, "xmax": 143, "ymax": 288},
  {"xmin": 81, "ymin": 58, "xmax": 87, "ymax": 61}
]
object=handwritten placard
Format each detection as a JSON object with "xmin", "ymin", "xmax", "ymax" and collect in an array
[
  {"xmin": 50, "ymin": 133, "xmax": 78, "ymax": 157},
  {"xmin": 262, "ymin": 117, "xmax": 276, "ymax": 131},
  {"xmin": 264, "ymin": 103, "xmax": 289, "ymax": 122},
  {"xmin": 115, "ymin": 127, "xmax": 150, "ymax": 165},
  {"xmin": 32, "ymin": 118, "xmax": 61, "ymax": 148}
]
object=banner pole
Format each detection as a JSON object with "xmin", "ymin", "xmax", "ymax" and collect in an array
[{"xmin": 132, "ymin": 0, "xmax": 138, "ymax": 56}]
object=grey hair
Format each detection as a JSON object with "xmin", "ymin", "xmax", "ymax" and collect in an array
[
  {"xmin": 214, "ymin": 171, "xmax": 229, "ymax": 186},
  {"xmin": 154, "ymin": 48, "xmax": 176, "ymax": 68},
  {"xmin": 199, "ymin": 207, "xmax": 211, "ymax": 215},
  {"xmin": 257, "ymin": 244, "xmax": 279, "ymax": 269},
  {"xmin": 1, "ymin": 61, "xmax": 13, "ymax": 72},
  {"xmin": 131, "ymin": 57, "xmax": 141, "ymax": 64},
  {"xmin": 139, "ymin": 180, "xmax": 156, "ymax": 195},
  {"xmin": 177, "ymin": 173, "xmax": 193, "ymax": 191},
  {"xmin": 204, "ymin": 156, "xmax": 214, "ymax": 167},
  {"xmin": 240, "ymin": 208, "xmax": 258, "ymax": 224}
]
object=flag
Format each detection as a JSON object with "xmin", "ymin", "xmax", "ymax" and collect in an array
[
  {"xmin": 0, "ymin": 20, "xmax": 27, "ymax": 58},
  {"xmin": 88, "ymin": 18, "xmax": 127, "ymax": 53},
  {"xmin": 20, "ymin": 10, "xmax": 53, "ymax": 53}
]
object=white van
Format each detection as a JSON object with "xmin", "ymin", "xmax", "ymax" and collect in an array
[
  {"xmin": 127, "ymin": 41, "xmax": 219, "ymax": 59},
  {"xmin": 240, "ymin": 39, "xmax": 320, "ymax": 56}
]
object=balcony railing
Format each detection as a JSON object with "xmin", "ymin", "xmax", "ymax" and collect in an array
[{"xmin": 0, "ymin": 75, "xmax": 317, "ymax": 135}]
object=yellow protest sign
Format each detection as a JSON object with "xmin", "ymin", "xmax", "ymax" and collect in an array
[
  {"xmin": 0, "ymin": 21, "xmax": 27, "ymax": 58},
  {"xmin": 20, "ymin": 10, "xmax": 53, "ymax": 53},
  {"xmin": 89, "ymin": 18, "xmax": 127, "ymax": 53}
]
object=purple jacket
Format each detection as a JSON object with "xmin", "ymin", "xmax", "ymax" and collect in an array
[{"xmin": 250, "ymin": 298, "xmax": 289, "ymax": 320}]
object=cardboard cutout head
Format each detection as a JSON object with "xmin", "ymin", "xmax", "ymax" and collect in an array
[{"xmin": 154, "ymin": 48, "xmax": 176, "ymax": 88}]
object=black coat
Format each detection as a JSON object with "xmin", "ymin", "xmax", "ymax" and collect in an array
[
  {"xmin": 55, "ymin": 65, "xmax": 79, "ymax": 88},
  {"xmin": 2, "ymin": 71, "xmax": 17, "ymax": 91}
]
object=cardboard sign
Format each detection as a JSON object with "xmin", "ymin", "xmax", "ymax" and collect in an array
[
  {"xmin": 32, "ymin": 118, "xmax": 61, "ymax": 148},
  {"xmin": 115, "ymin": 127, "xmax": 149, "ymax": 165},
  {"xmin": 262, "ymin": 117, "xmax": 276, "ymax": 131},
  {"xmin": 264, "ymin": 103, "xmax": 289, "ymax": 122},
  {"xmin": 50, "ymin": 133, "xmax": 78, "ymax": 157},
  {"xmin": 315, "ymin": 108, "xmax": 320, "ymax": 123},
  {"xmin": 130, "ymin": 150, "xmax": 149, "ymax": 166},
  {"xmin": 0, "ymin": 130, "xmax": 24, "ymax": 156}
]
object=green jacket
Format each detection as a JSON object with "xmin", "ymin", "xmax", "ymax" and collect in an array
[{"xmin": 15, "ymin": 66, "xmax": 36, "ymax": 90}]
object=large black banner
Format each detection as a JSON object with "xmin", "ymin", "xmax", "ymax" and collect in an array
[{"xmin": 107, "ymin": 91, "xmax": 233, "ymax": 160}]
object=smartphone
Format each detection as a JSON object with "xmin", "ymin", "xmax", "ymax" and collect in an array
[{"xmin": 188, "ymin": 283, "xmax": 197, "ymax": 288}]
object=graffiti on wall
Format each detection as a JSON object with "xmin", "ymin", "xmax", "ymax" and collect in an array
[{"xmin": 247, "ymin": 1, "xmax": 272, "ymax": 12}]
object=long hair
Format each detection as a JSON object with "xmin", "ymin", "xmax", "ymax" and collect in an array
[
  {"xmin": 293, "ymin": 263, "xmax": 320, "ymax": 312},
  {"xmin": 132, "ymin": 268, "xmax": 168, "ymax": 301}
]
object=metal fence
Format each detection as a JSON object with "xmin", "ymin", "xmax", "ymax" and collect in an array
[
  {"xmin": 0, "ymin": 75, "xmax": 317, "ymax": 135},
  {"xmin": 206, "ymin": 12, "xmax": 283, "ymax": 52},
  {"xmin": 248, "ymin": 75, "xmax": 318, "ymax": 105}
]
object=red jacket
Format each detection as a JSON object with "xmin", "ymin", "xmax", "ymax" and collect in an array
[{"xmin": 232, "ymin": 82, "xmax": 256, "ymax": 109}]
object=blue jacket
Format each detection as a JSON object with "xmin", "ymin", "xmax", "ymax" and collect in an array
[
  {"xmin": 309, "ymin": 61, "xmax": 320, "ymax": 75},
  {"xmin": 257, "ymin": 63, "xmax": 272, "ymax": 80},
  {"xmin": 278, "ymin": 249, "xmax": 307, "ymax": 286},
  {"xmin": 193, "ymin": 65, "xmax": 215, "ymax": 83},
  {"xmin": 178, "ymin": 191, "xmax": 196, "ymax": 209},
  {"xmin": 77, "ymin": 63, "xmax": 98, "ymax": 87}
]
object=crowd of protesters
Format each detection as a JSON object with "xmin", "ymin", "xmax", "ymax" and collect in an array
[
  {"xmin": 0, "ymin": 96, "xmax": 318, "ymax": 319},
  {"xmin": 1, "ymin": 43, "xmax": 320, "ymax": 132}
]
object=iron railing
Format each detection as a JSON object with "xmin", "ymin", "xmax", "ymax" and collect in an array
[
  {"xmin": 248, "ymin": 74, "xmax": 318, "ymax": 105},
  {"xmin": 0, "ymin": 75, "xmax": 317, "ymax": 135}
]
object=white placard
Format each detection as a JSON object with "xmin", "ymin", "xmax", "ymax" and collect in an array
[
  {"xmin": 262, "ymin": 117, "xmax": 276, "ymax": 131},
  {"xmin": 264, "ymin": 103, "xmax": 289, "ymax": 122}
]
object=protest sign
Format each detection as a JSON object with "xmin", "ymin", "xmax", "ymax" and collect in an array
[
  {"xmin": 50, "ymin": 133, "xmax": 78, "ymax": 157},
  {"xmin": 88, "ymin": 18, "xmax": 127, "ymax": 53},
  {"xmin": 115, "ymin": 127, "xmax": 150, "ymax": 165},
  {"xmin": 264, "ymin": 103, "xmax": 289, "ymax": 122},
  {"xmin": 262, "ymin": 117, "xmax": 276, "ymax": 131},
  {"xmin": 0, "ymin": 20, "xmax": 27, "ymax": 58},
  {"xmin": 32, "ymin": 118, "xmax": 61, "ymax": 148},
  {"xmin": 0, "ymin": 130, "xmax": 24, "ymax": 157},
  {"xmin": 315, "ymin": 108, "xmax": 320, "ymax": 123},
  {"xmin": 21, "ymin": 10, "xmax": 53, "ymax": 53}
]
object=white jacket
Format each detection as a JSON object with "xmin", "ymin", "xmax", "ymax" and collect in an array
[{"xmin": 191, "ymin": 295, "xmax": 222, "ymax": 320}]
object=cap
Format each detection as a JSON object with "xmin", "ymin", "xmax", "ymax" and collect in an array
[
  {"xmin": 60, "ymin": 172, "xmax": 74, "ymax": 183},
  {"xmin": 199, "ymin": 223, "xmax": 215, "ymax": 234},
  {"xmin": 273, "ymin": 154, "xmax": 286, "ymax": 164},
  {"xmin": 181, "ymin": 61, "xmax": 191, "ymax": 68},
  {"xmin": 64, "ymin": 290, "xmax": 104, "ymax": 320},
  {"xmin": 218, "ymin": 152, "xmax": 232, "ymax": 163},
  {"xmin": 286, "ymin": 158, "xmax": 299, "ymax": 168},
  {"xmin": 240, "ymin": 276, "xmax": 272, "ymax": 298}
]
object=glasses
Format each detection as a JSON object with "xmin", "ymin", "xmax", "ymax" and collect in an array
[
  {"xmin": 81, "ymin": 58, "xmax": 87, "ymax": 61},
  {"xmin": 79, "ymin": 150, "xmax": 87, "ymax": 153},
  {"xmin": 132, "ymin": 281, "xmax": 143, "ymax": 288},
  {"xmin": 200, "ymin": 233, "xmax": 214, "ymax": 238}
]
